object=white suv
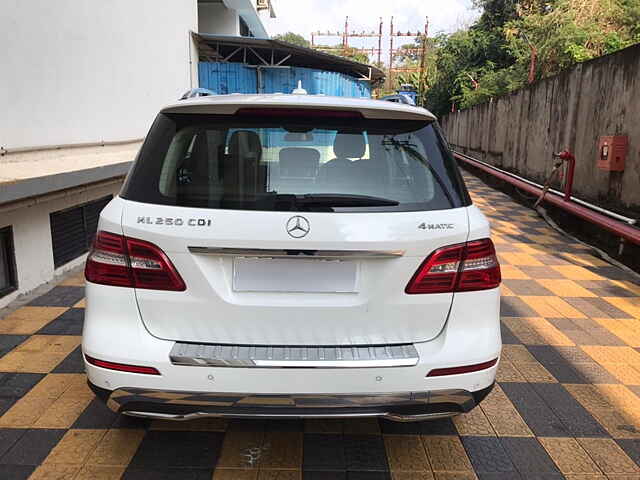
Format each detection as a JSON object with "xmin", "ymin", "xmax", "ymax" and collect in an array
[{"xmin": 82, "ymin": 93, "xmax": 501, "ymax": 422}]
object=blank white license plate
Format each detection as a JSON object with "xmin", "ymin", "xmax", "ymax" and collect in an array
[{"xmin": 233, "ymin": 258, "xmax": 358, "ymax": 293}]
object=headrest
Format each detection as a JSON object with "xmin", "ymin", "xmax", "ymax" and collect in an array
[
  {"xmin": 333, "ymin": 132, "xmax": 366, "ymax": 159},
  {"xmin": 279, "ymin": 148, "xmax": 320, "ymax": 166},
  {"xmin": 279, "ymin": 148, "xmax": 320, "ymax": 177},
  {"xmin": 229, "ymin": 130, "xmax": 262, "ymax": 161}
]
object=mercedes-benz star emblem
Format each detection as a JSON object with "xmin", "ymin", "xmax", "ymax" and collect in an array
[{"xmin": 286, "ymin": 216, "xmax": 310, "ymax": 238}]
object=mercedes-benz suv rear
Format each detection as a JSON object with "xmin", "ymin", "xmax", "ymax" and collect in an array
[{"xmin": 82, "ymin": 94, "xmax": 501, "ymax": 422}]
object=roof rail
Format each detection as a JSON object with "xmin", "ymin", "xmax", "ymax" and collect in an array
[
  {"xmin": 180, "ymin": 88, "xmax": 216, "ymax": 100},
  {"xmin": 379, "ymin": 94, "xmax": 416, "ymax": 106}
]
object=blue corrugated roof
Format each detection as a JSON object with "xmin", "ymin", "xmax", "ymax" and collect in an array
[
  {"xmin": 194, "ymin": 33, "xmax": 384, "ymax": 85},
  {"xmin": 199, "ymin": 62, "xmax": 371, "ymax": 98}
]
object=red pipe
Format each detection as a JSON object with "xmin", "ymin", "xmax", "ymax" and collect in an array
[{"xmin": 454, "ymin": 152, "xmax": 640, "ymax": 246}]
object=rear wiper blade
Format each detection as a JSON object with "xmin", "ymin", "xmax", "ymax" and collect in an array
[
  {"xmin": 383, "ymin": 136, "xmax": 456, "ymax": 208},
  {"xmin": 295, "ymin": 194, "xmax": 399, "ymax": 207}
]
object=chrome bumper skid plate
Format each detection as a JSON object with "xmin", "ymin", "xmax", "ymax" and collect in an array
[
  {"xmin": 170, "ymin": 342, "xmax": 420, "ymax": 368},
  {"xmin": 96, "ymin": 386, "xmax": 492, "ymax": 423}
]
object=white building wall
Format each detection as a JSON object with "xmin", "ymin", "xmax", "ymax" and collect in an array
[
  {"xmin": 0, "ymin": 180, "xmax": 123, "ymax": 309},
  {"xmin": 0, "ymin": 0, "xmax": 275, "ymax": 308},
  {"xmin": 199, "ymin": 3, "xmax": 240, "ymax": 35},
  {"xmin": 223, "ymin": 0, "xmax": 269, "ymax": 37},
  {"xmin": 0, "ymin": 0, "xmax": 198, "ymax": 150}
]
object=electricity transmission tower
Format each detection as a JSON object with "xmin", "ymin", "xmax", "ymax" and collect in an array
[
  {"xmin": 311, "ymin": 17, "xmax": 384, "ymax": 65},
  {"xmin": 310, "ymin": 16, "xmax": 429, "ymax": 94}
]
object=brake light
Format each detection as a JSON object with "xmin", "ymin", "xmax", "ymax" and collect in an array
[
  {"xmin": 85, "ymin": 231, "xmax": 186, "ymax": 291},
  {"xmin": 405, "ymin": 238, "xmax": 500, "ymax": 294},
  {"xmin": 236, "ymin": 108, "xmax": 364, "ymax": 119},
  {"xmin": 427, "ymin": 358, "xmax": 498, "ymax": 377},
  {"xmin": 85, "ymin": 354, "xmax": 161, "ymax": 375}
]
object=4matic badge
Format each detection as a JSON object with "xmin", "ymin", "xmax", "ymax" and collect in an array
[
  {"xmin": 137, "ymin": 217, "xmax": 212, "ymax": 227},
  {"xmin": 418, "ymin": 223, "xmax": 455, "ymax": 230}
]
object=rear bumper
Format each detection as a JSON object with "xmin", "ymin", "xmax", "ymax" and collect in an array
[
  {"xmin": 82, "ymin": 283, "xmax": 501, "ymax": 421},
  {"xmin": 89, "ymin": 381, "xmax": 494, "ymax": 422}
]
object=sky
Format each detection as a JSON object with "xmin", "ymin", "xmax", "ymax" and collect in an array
[{"xmin": 265, "ymin": 0, "xmax": 480, "ymax": 64}]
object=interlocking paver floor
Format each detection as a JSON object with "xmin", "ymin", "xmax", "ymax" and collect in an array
[{"xmin": 1, "ymin": 172, "xmax": 640, "ymax": 479}]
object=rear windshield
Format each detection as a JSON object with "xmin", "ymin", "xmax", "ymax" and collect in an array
[{"xmin": 121, "ymin": 112, "xmax": 470, "ymax": 212}]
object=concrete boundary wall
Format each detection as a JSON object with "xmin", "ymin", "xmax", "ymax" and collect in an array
[{"xmin": 442, "ymin": 43, "xmax": 640, "ymax": 214}]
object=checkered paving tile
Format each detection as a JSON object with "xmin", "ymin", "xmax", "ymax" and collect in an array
[{"xmin": 2, "ymin": 173, "xmax": 640, "ymax": 479}]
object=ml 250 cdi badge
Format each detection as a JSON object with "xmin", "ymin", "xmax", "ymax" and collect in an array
[{"xmin": 83, "ymin": 93, "xmax": 501, "ymax": 422}]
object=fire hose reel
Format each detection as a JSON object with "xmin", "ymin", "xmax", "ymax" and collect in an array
[{"xmin": 598, "ymin": 136, "xmax": 628, "ymax": 172}]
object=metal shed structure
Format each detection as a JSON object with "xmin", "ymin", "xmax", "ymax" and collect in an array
[{"xmin": 193, "ymin": 34, "xmax": 385, "ymax": 98}]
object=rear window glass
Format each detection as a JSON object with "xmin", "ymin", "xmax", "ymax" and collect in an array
[{"xmin": 121, "ymin": 112, "xmax": 470, "ymax": 212}]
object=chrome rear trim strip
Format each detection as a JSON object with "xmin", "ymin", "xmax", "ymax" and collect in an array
[
  {"xmin": 169, "ymin": 343, "xmax": 420, "ymax": 368},
  {"xmin": 188, "ymin": 246, "xmax": 405, "ymax": 259}
]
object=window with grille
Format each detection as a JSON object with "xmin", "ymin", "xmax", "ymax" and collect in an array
[
  {"xmin": 0, "ymin": 226, "xmax": 17, "ymax": 298},
  {"xmin": 49, "ymin": 196, "xmax": 112, "ymax": 269}
]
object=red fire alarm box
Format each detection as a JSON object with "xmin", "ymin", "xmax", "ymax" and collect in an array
[{"xmin": 598, "ymin": 135, "xmax": 628, "ymax": 171}]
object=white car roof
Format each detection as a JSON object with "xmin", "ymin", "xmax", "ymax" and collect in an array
[{"xmin": 161, "ymin": 93, "xmax": 437, "ymax": 122}]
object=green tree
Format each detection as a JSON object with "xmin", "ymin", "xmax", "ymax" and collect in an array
[
  {"xmin": 315, "ymin": 45, "xmax": 371, "ymax": 64},
  {"xmin": 504, "ymin": 0, "xmax": 639, "ymax": 79},
  {"xmin": 425, "ymin": 0, "xmax": 640, "ymax": 117},
  {"xmin": 395, "ymin": 39, "xmax": 422, "ymax": 64},
  {"xmin": 395, "ymin": 37, "xmax": 438, "ymax": 106},
  {"xmin": 339, "ymin": 47, "xmax": 370, "ymax": 64},
  {"xmin": 272, "ymin": 32, "xmax": 311, "ymax": 48}
]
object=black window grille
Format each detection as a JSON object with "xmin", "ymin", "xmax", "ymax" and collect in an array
[
  {"xmin": 50, "ymin": 196, "xmax": 112, "ymax": 269},
  {"xmin": 0, "ymin": 226, "xmax": 18, "ymax": 298}
]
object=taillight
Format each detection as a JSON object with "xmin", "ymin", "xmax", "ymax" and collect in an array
[
  {"xmin": 457, "ymin": 239, "xmax": 501, "ymax": 292},
  {"xmin": 405, "ymin": 238, "xmax": 500, "ymax": 294},
  {"xmin": 126, "ymin": 237, "xmax": 186, "ymax": 291},
  {"xmin": 85, "ymin": 231, "xmax": 133, "ymax": 287},
  {"xmin": 85, "ymin": 231, "xmax": 186, "ymax": 291}
]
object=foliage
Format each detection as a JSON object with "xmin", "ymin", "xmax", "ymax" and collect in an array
[
  {"xmin": 395, "ymin": 37, "xmax": 439, "ymax": 99},
  {"xmin": 338, "ymin": 47, "xmax": 371, "ymax": 64},
  {"xmin": 313, "ymin": 44, "xmax": 371, "ymax": 64},
  {"xmin": 273, "ymin": 32, "xmax": 370, "ymax": 63},
  {"xmin": 272, "ymin": 32, "xmax": 311, "ymax": 48},
  {"xmin": 420, "ymin": 0, "xmax": 640, "ymax": 116}
]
